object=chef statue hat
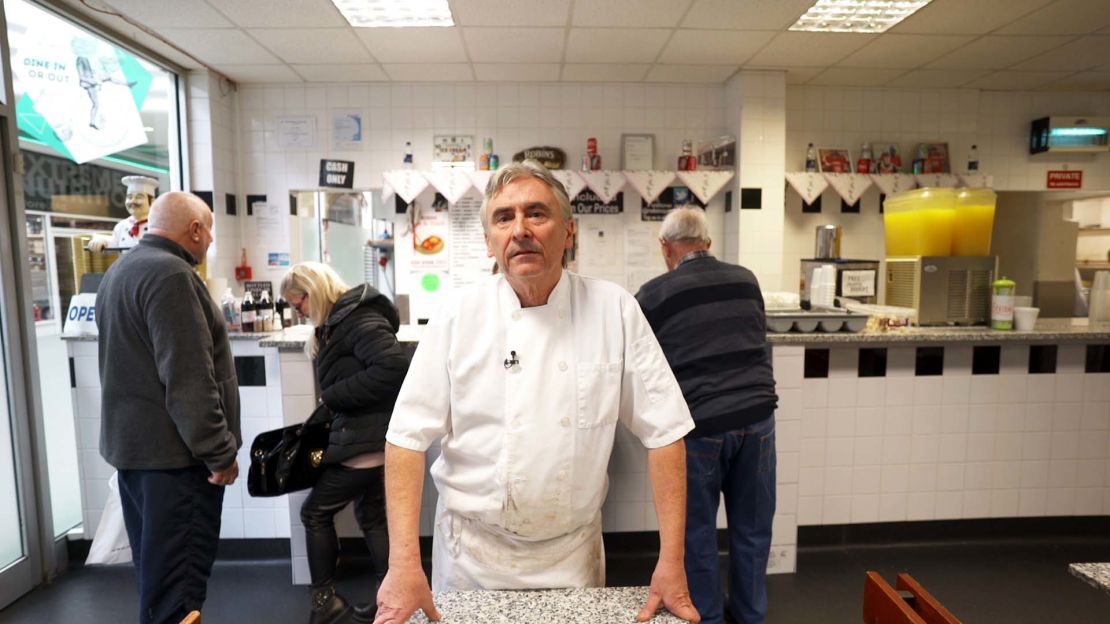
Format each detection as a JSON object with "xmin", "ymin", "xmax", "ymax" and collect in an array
[{"xmin": 122, "ymin": 175, "xmax": 159, "ymax": 197}]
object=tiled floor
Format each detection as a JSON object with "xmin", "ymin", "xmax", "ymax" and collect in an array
[{"xmin": 4, "ymin": 537, "xmax": 1110, "ymax": 622}]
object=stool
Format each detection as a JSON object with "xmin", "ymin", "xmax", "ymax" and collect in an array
[{"xmin": 863, "ymin": 571, "xmax": 961, "ymax": 624}]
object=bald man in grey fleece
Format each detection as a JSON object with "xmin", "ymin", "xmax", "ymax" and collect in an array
[{"xmin": 97, "ymin": 191, "xmax": 240, "ymax": 624}]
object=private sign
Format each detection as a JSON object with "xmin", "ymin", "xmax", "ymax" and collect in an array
[{"xmin": 1046, "ymin": 170, "xmax": 1082, "ymax": 189}]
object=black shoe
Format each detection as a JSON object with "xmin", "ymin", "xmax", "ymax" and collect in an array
[
  {"xmin": 351, "ymin": 602, "xmax": 376, "ymax": 622},
  {"xmin": 309, "ymin": 585, "xmax": 352, "ymax": 624}
]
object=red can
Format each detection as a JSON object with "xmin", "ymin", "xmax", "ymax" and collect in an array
[{"xmin": 587, "ymin": 137, "xmax": 598, "ymax": 154}]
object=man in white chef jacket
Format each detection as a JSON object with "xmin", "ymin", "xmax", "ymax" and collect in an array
[
  {"xmin": 87, "ymin": 175, "xmax": 157, "ymax": 252},
  {"xmin": 374, "ymin": 160, "xmax": 701, "ymax": 624}
]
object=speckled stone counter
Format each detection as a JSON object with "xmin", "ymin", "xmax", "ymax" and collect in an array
[
  {"xmin": 404, "ymin": 587, "xmax": 689, "ymax": 623},
  {"xmin": 61, "ymin": 331, "xmax": 278, "ymax": 342},
  {"xmin": 1070, "ymin": 563, "xmax": 1110, "ymax": 597},
  {"xmin": 258, "ymin": 327, "xmax": 312, "ymax": 351},
  {"xmin": 767, "ymin": 318, "xmax": 1110, "ymax": 345}
]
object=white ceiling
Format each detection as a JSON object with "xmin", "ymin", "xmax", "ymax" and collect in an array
[{"xmin": 55, "ymin": 0, "xmax": 1110, "ymax": 89}]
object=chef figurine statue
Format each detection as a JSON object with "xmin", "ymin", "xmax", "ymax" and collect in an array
[{"xmin": 88, "ymin": 175, "xmax": 158, "ymax": 253}]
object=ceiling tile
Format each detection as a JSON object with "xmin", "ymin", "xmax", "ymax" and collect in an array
[
  {"xmin": 565, "ymin": 29, "xmax": 671, "ymax": 64},
  {"xmin": 885, "ymin": 69, "xmax": 991, "ymax": 88},
  {"xmin": 561, "ymin": 64, "xmax": 651, "ymax": 82},
  {"xmin": 807, "ymin": 68, "xmax": 907, "ymax": 87},
  {"xmin": 784, "ymin": 67, "xmax": 824, "ymax": 85},
  {"xmin": 995, "ymin": 0, "xmax": 1110, "ymax": 35},
  {"xmin": 101, "ymin": 0, "xmax": 231, "ymax": 27},
  {"xmin": 927, "ymin": 36, "xmax": 1075, "ymax": 70},
  {"xmin": 682, "ymin": 0, "xmax": 815, "ymax": 31},
  {"xmin": 220, "ymin": 64, "xmax": 303, "ymax": 83},
  {"xmin": 450, "ymin": 0, "xmax": 571, "ymax": 27},
  {"xmin": 159, "ymin": 29, "xmax": 282, "ymax": 64},
  {"xmin": 473, "ymin": 63, "xmax": 560, "ymax": 81},
  {"xmin": 747, "ymin": 33, "xmax": 875, "ymax": 67},
  {"xmin": 356, "ymin": 28, "xmax": 467, "ymax": 63},
  {"xmin": 891, "ymin": 0, "xmax": 1055, "ymax": 35},
  {"xmin": 209, "ymin": 0, "xmax": 347, "ymax": 27},
  {"xmin": 659, "ymin": 30, "xmax": 776, "ymax": 65},
  {"xmin": 963, "ymin": 71, "xmax": 1071, "ymax": 90},
  {"xmin": 1010, "ymin": 35, "xmax": 1110, "ymax": 71},
  {"xmin": 1034, "ymin": 71, "xmax": 1110, "ymax": 90},
  {"xmin": 125, "ymin": 29, "xmax": 205, "ymax": 69},
  {"xmin": 382, "ymin": 63, "xmax": 474, "ymax": 81},
  {"xmin": 292, "ymin": 63, "xmax": 388, "ymax": 82},
  {"xmin": 645, "ymin": 64, "xmax": 738, "ymax": 83},
  {"xmin": 463, "ymin": 27, "xmax": 565, "ymax": 63},
  {"xmin": 249, "ymin": 28, "xmax": 371, "ymax": 64},
  {"xmin": 572, "ymin": 0, "xmax": 692, "ymax": 28},
  {"xmin": 837, "ymin": 35, "xmax": 974, "ymax": 69}
]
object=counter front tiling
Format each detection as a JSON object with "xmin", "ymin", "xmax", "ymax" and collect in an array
[{"xmin": 64, "ymin": 318, "xmax": 1110, "ymax": 584}]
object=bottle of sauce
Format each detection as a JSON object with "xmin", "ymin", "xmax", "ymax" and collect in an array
[
  {"xmin": 241, "ymin": 291, "xmax": 256, "ymax": 332},
  {"xmin": 805, "ymin": 143, "xmax": 817, "ymax": 172},
  {"xmin": 258, "ymin": 290, "xmax": 274, "ymax": 332}
]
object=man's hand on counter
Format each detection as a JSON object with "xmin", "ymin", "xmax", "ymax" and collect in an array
[
  {"xmin": 636, "ymin": 558, "xmax": 700, "ymax": 623},
  {"xmin": 373, "ymin": 563, "xmax": 441, "ymax": 624}
]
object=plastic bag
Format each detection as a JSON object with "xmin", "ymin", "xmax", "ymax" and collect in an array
[{"xmin": 85, "ymin": 472, "xmax": 133, "ymax": 565}]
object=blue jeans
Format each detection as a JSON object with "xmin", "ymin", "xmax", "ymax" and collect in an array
[{"xmin": 684, "ymin": 416, "xmax": 776, "ymax": 624}]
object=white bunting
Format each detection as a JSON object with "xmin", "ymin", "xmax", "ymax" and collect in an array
[
  {"xmin": 915, "ymin": 173, "xmax": 959, "ymax": 188},
  {"xmin": 785, "ymin": 172, "xmax": 829, "ymax": 205},
  {"xmin": 869, "ymin": 173, "xmax": 918, "ymax": 196},
  {"xmin": 382, "ymin": 170, "xmax": 429, "ymax": 204},
  {"xmin": 551, "ymin": 170, "xmax": 588, "ymax": 200},
  {"xmin": 958, "ymin": 173, "xmax": 993, "ymax": 188},
  {"xmin": 823, "ymin": 173, "xmax": 873, "ymax": 206},
  {"xmin": 381, "ymin": 182, "xmax": 395, "ymax": 204},
  {"xmin": 623, "ymin": 171, "xmax": 677, "ymax": 204},
  {"xmin": 579, "ymin": 171, "xmax": 625, "ymax": 204},
  {"xmin": 423, "ymin": 170, "xmax": 474, "ymax": 205},
  {"xmin": 676, "ymin": 171, "xmax": 734, "ymax": 204},
  {"xmin": 465, "ymin": 170, "xmax": 494, "ymax": 196}
]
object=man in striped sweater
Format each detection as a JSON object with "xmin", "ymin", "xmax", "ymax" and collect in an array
[{"xmin": 635, "ymin": 207, "xmax": 778, "ymax": 624}]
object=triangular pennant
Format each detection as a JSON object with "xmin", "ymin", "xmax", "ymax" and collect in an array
[
  {"xmin": 958, "ymin": 173, "xmax": 993, "ymax": 188},
  {"xmin": 381, "ymin": 181, "xmax": 395, "ymax": 203},
  {"xmin": 868, "ymin": 173, "xmax": 918, "ymax": 196},
  {"xmin": 579, "ymin": 171, "xmax": 625, "ymax": 204},
  {"xmin": 382, "ymin": 170, "xmax": 430, "ymax": 204},
  {"xmin": 676, "ymin": 171, "xmax": 734, "ymax": 204},
  {"xmin": 823, "ymin": 173, "xmax": 873, "ymax": 206},
  {"xmin": 465, "ymin": 170, "xmax": 494, "ymax": 196},
  {"xmin": 915, "ymin": 173, "xmax": 959, "ymax": 188},
  {"xmin": 785, "ymin": 172, "xmax": 829, "ymax": 205},
  {"xmin": 423, "ymin": 170, "xmax": 473, "ymax": 205},
  {"xmin": 623, "ymin": 171, "xmax": 677, "ymax": 204},
  {"xmin": 551, "ymin": 170, "xmax": 587, "ymax": 200}
]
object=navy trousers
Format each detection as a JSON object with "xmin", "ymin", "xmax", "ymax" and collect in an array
[
  {"xmin": 117, "ymin": 466, "xmax": 225, "ymax": 624},
  {"xmin": 684, "ymin": 416, "xmax": 777, "ymax": 624}
]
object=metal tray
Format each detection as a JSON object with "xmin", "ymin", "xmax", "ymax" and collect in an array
[{"xmin": 765, "ymin": 308, "xmax": 870, "ymax": 333}]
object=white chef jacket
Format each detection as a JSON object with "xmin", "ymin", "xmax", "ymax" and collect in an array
[
  {"xmin": 388, "ymin": 270, "xmax": 694, "ymax": 547},
  {"xmin": 109, "ymin": 216, "xmax": 149, "ymax": 250}
]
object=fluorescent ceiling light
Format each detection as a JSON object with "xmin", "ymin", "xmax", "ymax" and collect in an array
[
  {"xmin": 331, "ymin": 0, "xmax": 454, "ymax": 27},
  {"xmin": 789, "ymin": 0, "xmax": 931, "ymax": 33},
  {"xmin": 1051, "ymin": 127, "xmax": 1107, "ymax": 137}
]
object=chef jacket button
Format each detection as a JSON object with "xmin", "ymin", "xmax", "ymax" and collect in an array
[
  {"xmin": 557, "ymin": 471, "xmax": 567, "ymax": 481},
  {"xmin": 558, "ymin": 361, "xmax": 568, "ymax": 372},
  {"xmin": 511, "ymin": 310, "xmax": 521, "ymax": 321},
  {"xmin": 560, "ymin": 417, "xmax": 570, "ymax": 427},
  {"xmin": 578, "ymin": 419, "xmax": 586, "ymax": 427},
  {"xmin": 511, "ymin": 418, "xmax": 521, "ymax": 430}
]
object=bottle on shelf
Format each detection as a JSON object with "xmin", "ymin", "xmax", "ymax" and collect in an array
[
  {"xmin": 241, "ymin": 291, "xmax": 256, "ymax": 333},
  {"xmin": 258, "ymin": 290, "xmax": 274, "ymax": 332},
  {"xmin": 403, "ymin": 141, "xmax": 413, "ymax": 169},
  {"xmin": 276, "ymin": 297, "xmax": 293, "ymax": 329},
  {"xmin": 857, "ymin": 143, "xmax": 873, "ymax": 174},
  {"xmin": 479, "ymin": 137, "xmax": 491, "ymax": 170},
  {"xmin": 911, "ymin": 144, "xmax": 928, "ymax": 174},
  {"xmin": 679, "ymin": 139, "xmax": 696, "ymax": 171},
  {"xmin": 221, "ymin": 288, "xmax": 241, "ymax": 333},
  {"xmin": 968, "ymin": 144, "xmax": 979, "ymax": 172},
  {"xmin": 805, "ymin": 143, "xmax": 817, "ymax": 172}
]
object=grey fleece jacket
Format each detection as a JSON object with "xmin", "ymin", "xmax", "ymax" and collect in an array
[{"xmin": 97, "ymin": 234, "xmax": 241, "ymax": 471}]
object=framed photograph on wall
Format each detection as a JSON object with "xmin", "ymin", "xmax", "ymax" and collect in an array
[
  {"xmin": 621, "ymin": 133, "xmax": 655, "ymax": 170},
  {"xmin": 433, "ymin": 135, "xmax": 474, "ymax": 166},
  {"xmin": 919, "ymin": 142, "xmax": 950, "ymax": 173},
  {"xmin": 873, "ymin": 143, "xmax": 903, "ymax": 173},
  {"xmin": 818, "ymin": 147, "xmax": 852, "ymax": 173}
]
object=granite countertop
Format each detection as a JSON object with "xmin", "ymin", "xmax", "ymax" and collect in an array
[
  {"xmin": 768, "ymin": 318, "xmax": 1110, "ymax": 345},
  {"xmin": 404, "ymin": 588, "xmax": 689, "ymax": 623},
  {"xmin": 1069, "ymin": 563, "xmax": 1110, "ymax": 597},
  {"xmin": 61, "ymin": 331, "xmax": 278, "ymax": 342}
]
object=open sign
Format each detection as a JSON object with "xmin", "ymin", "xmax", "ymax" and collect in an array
[{"xmin": 62, "ymin": 293, "xmax": 99, "ymax": 336}]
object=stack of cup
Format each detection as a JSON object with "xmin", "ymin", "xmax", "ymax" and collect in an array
[
  {"xmin": 1091, "ymin": 271, "xmax": 1110, "ymax": 325},
  {"xmin": 812, "ymin": 265, "xmax": 837, "ymax": 308}
]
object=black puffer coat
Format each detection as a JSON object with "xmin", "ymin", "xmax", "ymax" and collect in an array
[{"xmin": 314, "ymin": 284, "xmax": 407, "ymax": 464}]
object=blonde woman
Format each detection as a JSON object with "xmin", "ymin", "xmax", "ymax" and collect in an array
[{"xmin": 280, "ymin": 262, "xmax": 408, "ymax": 624}]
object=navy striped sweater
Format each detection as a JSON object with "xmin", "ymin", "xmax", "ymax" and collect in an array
[{"xmin": 635, "ymin": 254, "xmax": 777, "ymax": 437}]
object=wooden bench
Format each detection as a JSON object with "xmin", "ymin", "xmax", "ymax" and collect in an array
[{"xmin": 863, "ymin": 571, "xmax": 961, "ymax": 624}]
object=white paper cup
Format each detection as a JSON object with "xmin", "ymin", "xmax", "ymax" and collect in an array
[{"xmin": 1014, "ymin": 306, "xmax": 1039, "ymax": 331}]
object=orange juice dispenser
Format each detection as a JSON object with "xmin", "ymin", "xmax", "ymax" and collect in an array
[{"xmin": 883, "ymin": 187, "xmax": 997, "ymax": 325}]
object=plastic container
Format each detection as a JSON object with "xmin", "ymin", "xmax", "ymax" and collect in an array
[
  {"xmin": 883, "ymin": 188, "xmax": 956, "ymax": 256},
  {"xmin": 953, "ymin": 188, "xmax": 996, "ymax": 256},
  {"xmin": 991, "ymin": 276, "xmax": 1016, "ymax": 330}
]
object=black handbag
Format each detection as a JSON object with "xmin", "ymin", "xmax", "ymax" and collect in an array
[{"xmin": 247, "ymin": 406, "xmax": 331, "ymax": 497}]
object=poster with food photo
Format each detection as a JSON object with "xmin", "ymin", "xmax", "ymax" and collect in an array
[{"xmin": 818, "ymin": 148, "xmax": 852, "ymax": 173}]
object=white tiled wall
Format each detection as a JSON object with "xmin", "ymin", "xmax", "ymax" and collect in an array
[{"xmin": 782, "ymin": 342, "xmax": 1110, "ymax": 527}]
